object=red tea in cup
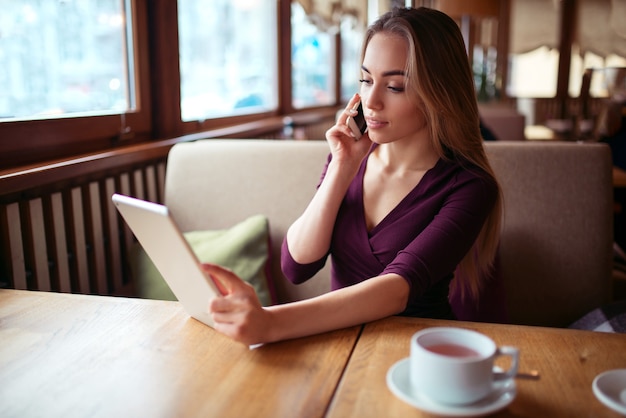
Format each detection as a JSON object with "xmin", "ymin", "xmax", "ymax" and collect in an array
[{"xmin": 426, "ymin": 343, "xmax": 480, "ymax": 358}]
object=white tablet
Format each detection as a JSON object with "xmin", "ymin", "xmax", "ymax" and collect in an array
[{"xmin": 112, "ymin": 193, "xmax": 220, "ymax": 327}]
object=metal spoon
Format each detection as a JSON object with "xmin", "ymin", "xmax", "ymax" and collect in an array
[{"xmin": 516, "ymin": 370, "xmax": 540, "ymax": 380}]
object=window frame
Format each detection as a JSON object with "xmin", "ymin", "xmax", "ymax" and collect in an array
[{"xmin": 0, "ymin": 0, "xmax": 153, "ymax": 169}]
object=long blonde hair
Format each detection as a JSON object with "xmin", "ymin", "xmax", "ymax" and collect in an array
[{"xmin": 363, "ymin": 7, "xmax": 503, "ymax": 300}]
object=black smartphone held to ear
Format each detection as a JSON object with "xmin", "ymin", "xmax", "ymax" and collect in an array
[{"xmin": 347, "ymin": 101, "xmax": 367, "ymax": 140}]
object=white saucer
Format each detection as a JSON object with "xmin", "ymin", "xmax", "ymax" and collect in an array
[
  {"xmin": 592, "ymin": 369, "xmax": 626, "ymax": 415},
  {"xmin": 386, "ymin": 358, "xmax": 516, "ymax": 417}
]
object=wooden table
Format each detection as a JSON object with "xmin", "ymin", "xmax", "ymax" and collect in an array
[
  {"xmin": 328, "ymin": 316, "xmax": 626, "ymax": 417},
  {"xmin": 0, "ymin": 289, "xmax": 360, "ymax": 418},
  {"xmin": 2, "ymin": 290, "xmax": 626, "ymax": 417}
]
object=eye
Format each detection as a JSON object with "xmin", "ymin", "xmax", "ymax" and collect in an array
[
  {"xmin": 358, "ymin": 78, "xmax": 372, "ymax": 85},
  {"xmin": 388, "ymin": 85, "xmax": 405, "ymax": 93}
]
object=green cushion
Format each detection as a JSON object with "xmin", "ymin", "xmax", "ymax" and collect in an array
[{"xmin": 130, "ymin": 214, "xmax": 272, "ymax": 306}]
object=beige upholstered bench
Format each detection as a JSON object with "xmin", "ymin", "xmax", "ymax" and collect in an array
[{"xmin": 164, "ymin": 139, "xmax": 613, "ymax": 328}]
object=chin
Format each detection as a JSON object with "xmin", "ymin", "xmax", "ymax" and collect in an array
[{"xmin": 367, "ymin": 131, "xmax": 389, "ymax": 144}]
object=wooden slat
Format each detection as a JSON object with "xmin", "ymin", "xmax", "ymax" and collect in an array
[
  {"xmin": 2, "ymin": 203, "xmax": 26, "ymax": 289},
  {"xmin": 69, "ymin": 187, "xmax": 90, "ymax": 293},
  {"xmin": 18, "ymin": 201, "xmax": 34, "ymax": 289},
  {"xmin": 28, "ymin": 198, "xmax": 51, "ymax": 291},
  {"xmin": 157, "ymin": 162, "xmax": 166, "ymax": 203},
  {"xmin": 119, "ymin": 172, "xmax": 131, "ymax": 198},
  {"xmin": 0, "ymin": 205, "xmax": 12, "ymax": 288},
  {"xmin": 87, "ymin": 181, "xmax": 108, "ymax": 294},
  {"xmin": 104, "ymin": 177, "xmax": 124, "ymax": 293},
  {"xmin": 50, "ymin": 192, "xmax": 72, "ymax": 293},
  {"xmin": 118, "ymin": 173, "xmax": 134, "ymax": 276},
  {"xmin": 145, "ymin": 165, "xmax": 157, "ymax": 203},
  {"xmin": 133, "ymin": 168, "xmax": 145, "ymax": 200},
  {"xmin": 42, "ymin": 194, "xmax": 59, "ymax": 291}
]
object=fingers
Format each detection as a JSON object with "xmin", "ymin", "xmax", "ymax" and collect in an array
[
  {"xmin": 203, "ymin": 262, "xmax": 260, "ymax": 316},
  {"xmin": 329, "ymin": 122, "xmax": 357, "ymax": 141},
  {"xmin": 328, "ymin": 95, "xmax": 365, "ymax": 144},
  {"xmin": 208, "ymin": 291, "xmax": 267, "ymax": 346},
  {"xmin": 337, "ymin": 93, "xmax": 361, "ymax": 125},
  {"xmin": 209, "ymin": 302, "xmax": 252, "ymax": 345},
  {"xmin": 202, "ymin": 263, "xmax": 246, "ymax": 295},
  {"xmin": 211, "ymin": 273, "xmax": 229, "ymax": 296},
  {"xmin": 348, "ymin": 92, "xmax": 361, "ymax": 108},
  {"xmin": 209, "ymin": 292, "xmax": 256, "ymax": 317}
]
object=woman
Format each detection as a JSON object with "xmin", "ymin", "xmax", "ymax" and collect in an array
[{"xmin": 205, "ymin": 7, "xmax": 502, "ymax": 345}]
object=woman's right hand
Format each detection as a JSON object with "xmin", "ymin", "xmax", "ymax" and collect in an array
[{"xmin": 204, "ymin": 263, "xmax": 273, "ymax": 346}]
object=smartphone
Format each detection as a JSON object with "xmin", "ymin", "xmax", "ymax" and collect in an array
[{"xmin": 347, "ymin": 101, "xmax": 367, "ymax": 140}]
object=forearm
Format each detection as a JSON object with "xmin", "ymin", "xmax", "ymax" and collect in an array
[
  {"xmin": 286, "ymin": 160, "xmax": 357, "ymax": 263},
  {"xmin": 264, "ymin": 274, "xmax": 409, "ymax": 343}
]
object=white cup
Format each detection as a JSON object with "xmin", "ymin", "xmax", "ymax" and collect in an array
[{"xmin": 410, "ymin": 327, "xmax": 519, "ymax": 405}]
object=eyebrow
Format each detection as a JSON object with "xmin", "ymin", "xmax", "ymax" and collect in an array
[{"xmin": 361, "ymin": 65, "xmax": 406, "ymax": 77}]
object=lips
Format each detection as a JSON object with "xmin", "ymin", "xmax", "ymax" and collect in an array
[{"xmin": 365, "ymin": 117, "xmax": 387, "ymax": 129}]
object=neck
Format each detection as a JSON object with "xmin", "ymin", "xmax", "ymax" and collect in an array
[{"xmin": 375, "ymin": 139, "xmax": 439, "ymax": 174}]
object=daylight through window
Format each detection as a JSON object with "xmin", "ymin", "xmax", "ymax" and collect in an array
[{"xmin": 0, "ymin": 0, "xmax": 133, "ymax": 121}]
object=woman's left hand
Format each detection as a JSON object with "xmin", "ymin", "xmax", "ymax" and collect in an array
[
  {"xmin": 325, "ymin": 93, "xmax": 372, "ymax": 168},
  {"xmin": 203, "ymin": 263, "xmax": 272, "ymax": 345}
]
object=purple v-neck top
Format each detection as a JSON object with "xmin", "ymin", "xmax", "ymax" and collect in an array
[{"xmin": 281, "ymin": 147, "xmax": 498, "ymax": 319}]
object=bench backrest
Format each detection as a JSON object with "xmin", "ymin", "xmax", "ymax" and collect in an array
[{"xmin": 486, "ymin": 141, "xmax": 613, "ymax": 326}]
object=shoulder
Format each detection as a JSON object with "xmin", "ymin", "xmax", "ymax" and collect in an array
[
  {"xmin": 434, "ymin": 158, "xmax": 498, "ymax": 199},
  {"xmin": 435, "ymin": 158, "xmax": 495, "ymax": 184}
]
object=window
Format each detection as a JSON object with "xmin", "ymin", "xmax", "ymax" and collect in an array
[
  {"xmin": 507, "ymin": 0, "xmax": 626, "ymax": 99},
  {"xmin": 177, "ymin": 0, "xmax": 278, "ymax": 121},
  {"xmin": 291, "ymin": 2, "xmax": 335, "ymax": 108},
  {"xmin": 508, "ymin": 47, "xmax": 560, "ymax": 98},
  {"xmin": 570, "ymin": 52, "xmax": 626, "ymax": 98},
  {"xmin": 0, "ymin": 0, "xmax": 151, "ymax": 169},
  {"xmin": 0, "ymin": 0, "xmax": 134, "ymax": 120},
  {"xmin": 340, "ymin": 14, "xmax": 365, "ymax": 102},
  {"xmin": 472, "ymin": 17, "xmax": 499, "ymax": 102},
  {"xmin": 507, "ymin": 0, "xmax": 560, "ymax": 98},
  {"xmin": 570, "ymin": 0, "xmax": 626, "ymax": 98},
  {"xmin": 1, "ymin": 0, "xmax": 347, "ymax": 169}
]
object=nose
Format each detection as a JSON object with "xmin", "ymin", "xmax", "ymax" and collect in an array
[{"xmin": 362, "ymin": 87, "xmax": 383, "ymax": 112}]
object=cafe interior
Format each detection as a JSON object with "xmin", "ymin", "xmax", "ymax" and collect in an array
[{"xmin": 1, "ymin": 0, "xmax": 626, "ymax": 417}]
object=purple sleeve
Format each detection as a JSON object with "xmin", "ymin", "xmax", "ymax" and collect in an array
[
  {"xmin": 280, "ymin": 238, "xmax": 329, "ymax": 285},
  {"xmin": 383, "ymin": 173, "xmax": 498, "ymax": 302}
]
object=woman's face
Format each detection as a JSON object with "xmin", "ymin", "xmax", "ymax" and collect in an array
[{"xmin": 360, "ymin": 32, "xmax": 427, "ymax": 145}]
